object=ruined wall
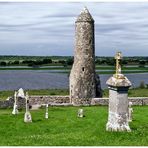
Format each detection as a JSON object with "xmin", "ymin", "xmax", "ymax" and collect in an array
[
  {"xmin": 0, "ymin": 97, "xmax": 25, "ymax": 109},
  {"xmin": 91, "ymin": 97, "xmax": 148, "ymax": 106},
  {"xmin": 0, "ymin": 96, "xmax": 147, "ymax": 108},
  {"xmin": 29, "ymin": 95, "xmax": 70, "ymax": 105}
]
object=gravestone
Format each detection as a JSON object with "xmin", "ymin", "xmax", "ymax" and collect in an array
[
  {"xmin": 45, "ymin": 104, "xmax": 48, "ymax": 119},
  {"xmin": 128, "ymin": 102, "xmax": 133, "ymax": 122},
  {"xmin": 24, "ymin": 92, "xmax": 32, "ymax": 123},
  {"xmin": 106, "ymin": 52, "xmax": 131, "ymax": 132},
  {"xmin": 12, "ymin": 91, "xmax": 19, "ymax": 115},
  {"xmin": 17, "ymin": 88, "xmax": 25, "ymax": 99},
  {"xmin": 78, "ymin": 109, "xmax": 84, "ymax": 117}
]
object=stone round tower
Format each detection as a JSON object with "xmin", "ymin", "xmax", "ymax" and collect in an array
[{"xmin": 70, "ymin": 7, "xmax": 101, "ymax": 106}]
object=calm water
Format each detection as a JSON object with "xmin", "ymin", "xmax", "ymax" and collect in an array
[{"xmin": 0, "ymin": 70, "xmax": 147, "ymax": 91}]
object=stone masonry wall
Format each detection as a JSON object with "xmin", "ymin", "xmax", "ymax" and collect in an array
[
  {"xmin": 0, "ymin": 96, "xmax": 70, "ymax": 108},
  {"xmin": 91, "ymin": 97, "xmax": 148, "ymax": 106},
  {"xmin": 29, "ymin": 95, "xmax": 70, "ymax": 105},
  {"xmin": 0, "ymin": 96, "xmax": 147, "ymax": 108}
]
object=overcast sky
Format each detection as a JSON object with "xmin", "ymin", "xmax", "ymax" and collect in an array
[{"xmin": 0, "ymin": 2, "xmax": 148, "ymax": 56}]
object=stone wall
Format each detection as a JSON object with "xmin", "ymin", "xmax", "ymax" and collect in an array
[
  {"xmin": 0, "ymin": 97, "xmax": 25, "ymax": 109},
  {"xmin": 91, "ymin": 97, "xmax": 148, "ymax": 106},
  {"xmin": 0, "ymin": 96, "xmax": 148, "ymax": 108},
  {"xmin": 29, "ymin": 95, "xmax": 70, "ymax": 105},
  {"xmin": 91, "ymin": 98, "xmax": 109, "ymax": 105},
  {"xmin": 0, "ymin": 95, "xmax": 70, "ymax": 108}
]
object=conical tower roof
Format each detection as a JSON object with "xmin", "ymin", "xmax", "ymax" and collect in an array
[{"xmin": 76, "ymin": 7, "xmax": 94, "ymax": 22}]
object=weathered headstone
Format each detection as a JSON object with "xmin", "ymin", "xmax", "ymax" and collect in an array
[
  {"xmin": 128, "ymin": 102, "xmax": 133, "ymax": 122},
  {"xmin": 12, "ymin": 91, "xmax": 19, "ymax": 115},
  {"xmin": 17, "ymin": 88, "xmax": 25, "ymax": 99},
  {"xmin": 24, "ymin": 92, "xmax": 32, "ymax": 123},
  {"xmin": 45, "ymin": 104, "xmax": 48, "ymax": 119},
  {"xmin": 78, "ymin": 109, "xmax": 84, "ymax": 117},
  {"xmin": 69, "ymin": 7, "xmax": 102, "ymax": 106},
  {"xmin": 106, "ymin": 52, "xmax": 131, "ymax": 132}
]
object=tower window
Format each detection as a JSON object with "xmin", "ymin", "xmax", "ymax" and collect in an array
[{"xmin": 82, "ymin": 67, "xmax": 85, "ymax": 71}]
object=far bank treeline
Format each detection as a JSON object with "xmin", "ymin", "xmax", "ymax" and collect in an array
[{"xmin": 0, "ymin": 55, "xmax": 148, "ymax": 67}]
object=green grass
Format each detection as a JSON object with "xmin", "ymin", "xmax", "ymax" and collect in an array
[
  {"xmin": 0, "ymin": 106, "xmax": 147, "ymax": 146},
  {"xmin": 28, "ymin": 89, "xmax": 69, "ymax": 96},
  {"xmin": 0, "ymin": 90, "xmax": 14, "ymax": 100},
  {"xmin": 128, "ymin": 88, "xmax": 148, "ymax": 97},
  {"xmin": 0, "ymin": 89, "xmax": 69, "ymax": 100},
  {"xmin": 103, "ymin": 88, "xmax": 148, "ymax": 97},
  {"xmin": 0, "ymin": 88, "xmax": 148, "ymax": 100}
]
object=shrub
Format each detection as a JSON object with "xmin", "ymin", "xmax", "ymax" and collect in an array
[{"xmin": 139, "ymin": 81, "xmax": 145, "ymax": 89}]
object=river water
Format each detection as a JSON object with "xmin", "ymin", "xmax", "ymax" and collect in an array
[{"xmin": 0, "ymin": 70, "xmax": 147, "ymax": 91}]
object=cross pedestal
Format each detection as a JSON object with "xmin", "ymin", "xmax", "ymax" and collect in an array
[{"xmin": 106, "ymin": 75, "xmax": 131, "ymax": 132}]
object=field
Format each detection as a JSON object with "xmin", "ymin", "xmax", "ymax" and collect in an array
[
  {"xmin": 0, "ymin": 55, "xmax": 148, "ymax": 74},
  {"xmin": 0, "ymin": 88, "xmax": 148, "ymax": 100},
  {"xmin": 0, "ymin": 106, "xmax": 147, "ymax": 146},
  {"xmin": 0, "ymin": 66, "xmax": 148, "ymax": 75}
]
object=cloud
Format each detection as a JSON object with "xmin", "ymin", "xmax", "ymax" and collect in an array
[{"xmin": 0, "ymin": 2, "xmax": 148, "ymax": 56}]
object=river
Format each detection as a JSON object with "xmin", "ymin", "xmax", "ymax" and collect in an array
[{"xmin": 0, "ymin": 70, "xmax": 147, "ymax": 91}]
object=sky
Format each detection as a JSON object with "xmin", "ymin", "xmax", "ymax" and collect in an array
[{"xmin": 0, "ymin": 2, "xmax": 148, "ymax": 56}]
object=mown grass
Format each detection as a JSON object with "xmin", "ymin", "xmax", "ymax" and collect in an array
[
  {"xmin": 0, "ymin": 89, "xmax": 69, "ymax": 100},
  {"xmin": 0, "ymin": 106, "xmax": 147, "ymax": 146},
  {"xmin": 28, "ymin": 89, "xmax": 69, "ymax": 96},
  {"xmin": 0, "ymin": 88, "xmax": 148, "ymax": 100},
  {"xmin": 103, "ymin": 88, "xmax": 148, "ymax": 97}
]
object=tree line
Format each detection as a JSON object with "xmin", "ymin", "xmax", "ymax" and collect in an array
[
  {"xmin": 0, "ymin": 58, "xmax": 74, "ymax": 67},
  {"xmin": 0, "ymin": 56, "xmax": 148, "ymax": 67}
]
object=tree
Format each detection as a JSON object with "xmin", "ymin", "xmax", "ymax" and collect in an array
[
  {"xmin": 66, "ymin": 58, "xmax": 74, "ymax": 66},
  {"xmin": 139, "ymin": 60, "xmax": 146, "ymax": 67},
  {"xmin": 0, "ymin": 61, "xmax": 6, "ymax": 66},
  {"xmin": 122, "ymin": 60, "xmax": 128, "ymax": 65},
  {"xmin": 13, "ymin": 60, "xmax": 20, "ymax": 65},
  {"xmin": 22, "ymin": 60, "xmax": 35, "ymax": 64},
  {"xmin": 42, "ymin": 58, "xmax": 52, "ymax": 64}
]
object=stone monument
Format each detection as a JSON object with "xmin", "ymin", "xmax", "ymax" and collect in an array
[
  {"xmin": 45, "ymin": 104, "xmax": 48, "ymax": 119},
  {"xmin": 24, "ymin": 92, "xmax": 32, "ymax": 123},
  {"xmin": 106, "ymin": 52, "xmax": 132, "ymax": 132},
  {"xmin": 78, "ymin": 109, "xmax": 84, "ymax": 118},
  {"xmin": 128, "ymin": 102, "xmax": 133, "ymax": 122},
  {"xmin": 12, "ymin": 91, "xmax": 19, "ymax": 115},
  {"xmin": 17, "ymin": 88, "xmax": 25, "ymax": 99},
  {"xmin": 69, "ymin": 7, "xmax": 102, "ymax": 106}
]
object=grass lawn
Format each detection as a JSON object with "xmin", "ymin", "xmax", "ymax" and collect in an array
[
  {"xmin": 0, "ymin": 106, "xmax": 147, "ymax": 146},
  {"xmin": 0, "ymin": 89, "xmax": 69, "ymax": 100},
  {"xmin": 103, "ymin": 88, "xmax": 148, "ymax": 98},
  {"xmin": 0, "ymin": 88, "xmax": 148, "ymax": 100}
]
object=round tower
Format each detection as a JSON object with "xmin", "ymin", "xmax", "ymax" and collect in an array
[{"xmin": 70, "ymin": 7, "xmax": 98, "ymax": 106}]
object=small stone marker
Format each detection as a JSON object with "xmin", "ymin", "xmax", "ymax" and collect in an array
[
  {"xmin": 12, "ymin": 91, "xmax": 19, "ymax": 115},
  {"xmin": 24, "ymin": 92, "xmax": 32, "ymax": 123},
  {"xmin": 106, "ymin": 52, "xmax": 131, "ymax": 132},
  {"xmin": 78, "ymin": 109, "xmax": 84, "ymax": 117},
  {"xmin": 128, "ymin": 102, "xmax": 133, "ymax": 122},
  {"xmin": 45, "ymin": 104, "xmax": 48, "ymax": 119}
]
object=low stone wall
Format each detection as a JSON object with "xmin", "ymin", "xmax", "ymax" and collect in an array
[
  {"xmin": 0, "ymin": 97, "xmax": 25, "ymax": 109},
  {"xmin": 91, "ymin": 97, "xmax": 148, "ymax": 106},
  {"xmin": 29, "ymin": 95, "xmax": 70, "ymax": 105},
  {"xmin": 0, "ymin": 96, "xmax": 70, "ymax": 108},
  {"xmin": 0, "ymin": 96, "xmax": 147, "ymax": 108},
  {"xmin": 91, "ymin": 98, "xmax": 109, "ymax": 105},
  {"xmin": 128, "ymin": 97, "xmax": 148, "ymax": 105}
]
